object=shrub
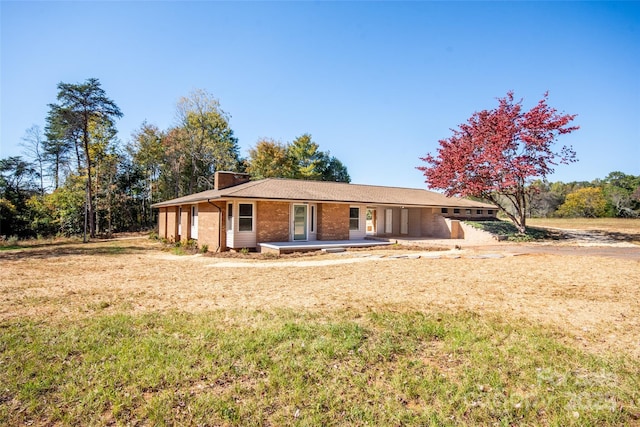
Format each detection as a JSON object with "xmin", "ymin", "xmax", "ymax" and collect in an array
[
  {"xmin": 171, "ymin": 246, "xmax": 186, "ymax": 256},
  {"xmin": 181, "ymin": 239, "xmax": 198, "ymax": 250},
  {"xmin": 261, "ymin": 251, "xmax": 279, "ymax": 259}
]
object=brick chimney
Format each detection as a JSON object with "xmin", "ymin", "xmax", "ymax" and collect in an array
[{"xmin": 214, "ymin": 171, "xmax": 251, "ymax": 190}]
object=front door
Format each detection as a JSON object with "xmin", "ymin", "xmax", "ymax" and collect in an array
[
  {"xmin": 400, "ymin": 208, "xmax": 408, "ymax": 235},
  {"xmin": 385, "ymin": 208, "xmax": 393, "ymax": 234},
  {"xmin": 293, "ymin": 204, "xmax": 308, "ymax": 241},
  {"xmin": 366, "ymin": 209, "xmax": 376, "ymax": 235}
]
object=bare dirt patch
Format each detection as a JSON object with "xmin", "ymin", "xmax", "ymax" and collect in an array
[{"xmin": 1, "ymin": 236, "xmax": 639, "ymax": 359}]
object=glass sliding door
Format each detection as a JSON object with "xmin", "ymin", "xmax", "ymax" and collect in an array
[{"xmin": 293, "ymin": 204, "xmax": 308, "ymax": 241}]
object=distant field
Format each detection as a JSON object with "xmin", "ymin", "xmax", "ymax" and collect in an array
[
  {"xmin": 527, "ymin": 217, "xmax": 640, "ymax": 232},
  {"xmin": 1, "ymin": 237, "xmax": 639, "ymax": 425}
]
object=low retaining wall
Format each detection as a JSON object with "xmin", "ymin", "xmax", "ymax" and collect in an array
[{"xmin": 458, "ymin": 222, "xmax": 499, "ymax": 244}]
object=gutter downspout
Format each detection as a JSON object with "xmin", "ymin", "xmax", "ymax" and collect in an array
[{"xmin": 207, "ymin": 199, "xmax": 222, "ymax": 253}]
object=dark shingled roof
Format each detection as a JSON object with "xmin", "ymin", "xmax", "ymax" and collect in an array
[{"xmin": 151, "ymin": 178, "xmax": 496, "ymax": 209}]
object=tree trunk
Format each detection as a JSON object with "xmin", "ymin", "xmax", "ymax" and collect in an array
[
  {"xmin": 83, "ymin": 181, "xmax": 89, "ymax": 243},
  {"xmin": 518, "ymin": 209, "xmax": 527, "ymax": 233},
  {"xmin": 53, "ymin": 151, "xmax": 60, "ymax": 190},
  {"xmin": 189, "ymin": 154, "xmax": 197, "ymax": 194},
  {"xmin": 95, "ymin": 160, "xmax": 100, "ymax": 234},
  {"xmin": 487, "ymin": 193, "xmax": 527, "ymax": 234},
  {"xmin": 503, "ymin": 209, "xmax": 526, "ymax": 234},
  {"xmin": 82, "ymin": 116, "xmax": 95, "ymax": 238},
  {"xmin": 75, "ymin": 138, "xmax": 83, "ymax": 174},
  {"xmin": 37, "ymin": 157, "xmax": 45, "ymax": 196},
  {"xmin": 107, "ymin": 171, "xmax": 112, "ymax": 237}
]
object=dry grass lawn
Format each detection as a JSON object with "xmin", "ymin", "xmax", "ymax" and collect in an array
[
  {"xmin": 527, "ymin": 217, "xmax": 640, "ymax": 244},
  {"xmin": 2, "ymin": 234, "xmax": 639, "ymax": 359},
  {"xmin": 527, "ymin": 217, "xmax": 640, "ymax": 232}
]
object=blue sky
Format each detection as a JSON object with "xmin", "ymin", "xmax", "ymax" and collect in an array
[{"xmin": 1, "ymin": 1, "xmax": 638, "ymax": 189}]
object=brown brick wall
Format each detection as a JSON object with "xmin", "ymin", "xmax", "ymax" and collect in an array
[
  {"xmin": 214, "ymin": 171, "xmax": 250, "ymax": 190},
  {"xmin": 408, "ymin": 208, "xmax": 422, "ymax": 237},
  {"xmin": 317, "ymin": 203, "xmax": 349, "ymax": 240},
  {"xmin": 158, "ymin": 208, "xmax": 167, "ymax": 239},
  {"xmin": 421, "ymin": 208, "xmax": 451, "ymax": 238},
  {"xmin": 256, "ymin": 201, "xmax": 290, "ymax": 242},
  {"xmin": 420, "ymin": 208, "xmax": 431, "ymax": 236},
  {"xmin": 166, "ymin": 207, "xmax": 179, "ymax": 242},
  {"xmin": 197, "ymin": 201, "xmax": 225, "ymax": 252},
  {"xmin": 450, "ymin": 220, "xmax": 464, "ymax": 239}
]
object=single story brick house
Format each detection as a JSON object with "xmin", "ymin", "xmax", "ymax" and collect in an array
[{"xmin": 152, "ymin": 171, "xmax": 497, "ymax": 252}]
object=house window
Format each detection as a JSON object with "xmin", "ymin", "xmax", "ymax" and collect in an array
[
  {"xmin": 310, "ymin": 205, "xmax": 315, "ymax": 233},
  {"xmin": 441, "ymin": 208, "xmax": 448, "ymax": 213},
  {"xmin": 477, "ymin": 209, "xmax": 483, "ymax": 215},
  {"xmin": 227, "ymin": 203, "xmax": 233, "ymax": 231},
  {"xmin": 349, "ymin": 207, "xmax": 360, "ymax": 231},
  {"xmin": 453, "ymin": 208, "xmax": 460, "ymax": 214},
  {"xmin": 238, "ymin": 203, "xmax": 253, "ymax": 232},
  {"xmin": 488, "ymin": 209, "xmax": 494, "ymax": 215},
  {"xmin": 465, "ymin": 209, "xmax": 472, "ymax": 215}
]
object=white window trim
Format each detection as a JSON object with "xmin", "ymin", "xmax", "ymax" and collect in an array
[
  {"xmin": 191, "ymin": 205, "xmax": 198, "ymax": 239},
  {"xmin": 227, "ymin": 203, "xmax": 233, "ymax": 231},
  {"xmin": 292, "ymin": 203, "xmax": 308, "ymax": 241},
  {"xmin": 310, "ymin": 204, "xmax": 316, "ymax": 234},
  {"xmin": 349, "ymin": 206, "xmax": 360, "ymax": 231},
  {"xmin": 237, "ymin": 202, "xmax": 255, "ymax": 233}
]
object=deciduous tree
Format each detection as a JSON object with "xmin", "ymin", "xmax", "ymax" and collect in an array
[
  {"xmin": 127, "ymin": 122, "xmax": 165, "ymax": 225},
  {"xmin": 418, "ymin": 92, "xmax": 578, "ymax": 233},
  {"xmin": 245, "ymin": 138, "xmax": 295, "ymax": 179},
  {"xmin": 526, "ymin": 179, "xmax": 564, "ymax": 218},
  {"xmin": 175, "ymin": 89, "xmax": 241, "ymax": 193},
  {"xmin": 20, "ymin": 125, "xmax": 47, "ymax": 195},
  {"xmin": 556, "ymin": 187, "xmax": 607, "ymax": 218},
  {"xmin": 603, "ymin": 171, "xmax": 640, "ymax": 217},
  {"xmin": 0, "ymin": 156, "xmax": 37, "ymax": 236}
]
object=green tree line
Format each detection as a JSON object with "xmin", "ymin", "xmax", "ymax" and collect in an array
[
  {"xmin": 0, "ymin": 79, "xmax": 350, "ymax": 239},
  {"xmin": 526, "ymin": 172, "xmax": 640, "ymax": 218}
]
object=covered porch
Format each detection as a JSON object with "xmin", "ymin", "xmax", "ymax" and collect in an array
[{"xmin": 258, "ymin": 239, "xmax": 393, "ymax": 255}]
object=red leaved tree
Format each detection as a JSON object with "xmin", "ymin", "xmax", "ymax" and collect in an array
[{"xmin": 418, "ymin": 92, "xmax": 579, "ymax": 233}]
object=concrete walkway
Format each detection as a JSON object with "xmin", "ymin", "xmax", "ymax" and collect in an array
[{"xmin": 258, "ymin": 239, "xmax": 392, "ymax": 254}]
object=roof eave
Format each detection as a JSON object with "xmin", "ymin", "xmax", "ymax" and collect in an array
[
  {"xmin": 151, "ymin": 195, "xmax": 223, "ymax": 208},
  {"xmin": 154, "ymin": 195, "xmax": 495, "ymax": 209}
]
